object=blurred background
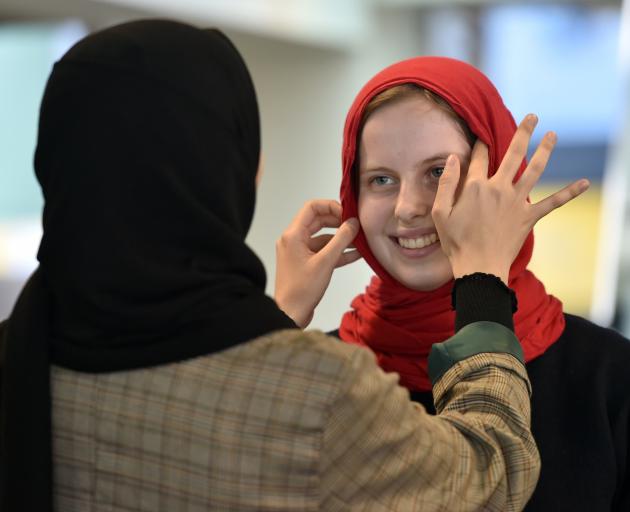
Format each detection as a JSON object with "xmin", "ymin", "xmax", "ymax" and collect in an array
[{"xmin": 0, "ymin": 0, "xmax": 629, "ymax": 333}]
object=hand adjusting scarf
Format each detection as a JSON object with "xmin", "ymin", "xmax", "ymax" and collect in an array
[
  {"xmin": 338, "ymin": 57, "xmax": 565, "ymax": 392},
  {"xmin": 0, "ymin": 20, "xmax": 295, "ymax": 511}
]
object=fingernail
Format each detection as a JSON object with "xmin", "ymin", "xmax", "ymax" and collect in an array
[
  {"xmin": 527, "ymin": 114, "xmax": 538, "ymax": 127},
  {"xmin": 446, "ymin": 154, "xmax": 455, "ymax": 167},
  {"xmin": 546, "ymin": 131, "xmax": 557, "ymax": 144}
]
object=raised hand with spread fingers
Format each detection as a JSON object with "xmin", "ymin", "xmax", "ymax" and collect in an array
[{"xmin": 432, "ymin": 114, "xmax": 589, "ymax": 284}]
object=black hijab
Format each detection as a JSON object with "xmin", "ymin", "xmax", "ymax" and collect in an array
[{"xmin": 1, "ymin": 20, "xmax": 295, "ymax": 511}]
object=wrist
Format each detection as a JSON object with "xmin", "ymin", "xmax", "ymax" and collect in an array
[
  {"xmin": 451, "ymin": 259, "xmax": 509, "ymax": 285},
  {"xmin": 452, "ymin": 273, "xmax": 517, "ymax": 332},
  {"xmin": 275, "ymin": 299, "xmax": 311, "ymax": 329}
]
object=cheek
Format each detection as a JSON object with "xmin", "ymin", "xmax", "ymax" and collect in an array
[
  {"xmin": 420, "ymin": 176, "xmax": 440, "ymax": 203},
  {"xmin": 358, "ymin": 195, "xmax": 388, "ymax": 236}
]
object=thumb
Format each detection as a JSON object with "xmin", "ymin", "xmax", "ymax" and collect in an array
[
  {"xmin": 316, "ymin": 218, "xmax": 360, "ymax": 267},
  {"xmin": 432, "ymin": 154, "xmax": 460, "ymax": 221}
]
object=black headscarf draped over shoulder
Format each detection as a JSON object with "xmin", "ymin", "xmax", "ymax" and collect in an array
[{"xmin": 1, "ymin": 19, "xmax": 295, "ymax": 511}]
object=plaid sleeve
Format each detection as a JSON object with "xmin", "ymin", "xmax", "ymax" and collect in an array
[{"xmin": 320, "ymin": 329, "xmax": 539, "ymax": 511}]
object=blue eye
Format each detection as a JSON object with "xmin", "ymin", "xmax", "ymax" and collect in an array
[
  {"xmin": 431, "ymin": 167, "xmax": 445, "ymax": 179},
  {"xmin": 371, "ymin": 176, "xmax": 395, "ymax": 186}
]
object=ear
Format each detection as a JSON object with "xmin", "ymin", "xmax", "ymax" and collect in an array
[{"xmin": 255, "ymin": 153, "xmax": 264, "ymax": 188}]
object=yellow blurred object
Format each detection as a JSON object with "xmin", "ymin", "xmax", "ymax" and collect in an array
[{"xmin": 528, "ymin": 184, "xmax": 601, "ymax": 317}]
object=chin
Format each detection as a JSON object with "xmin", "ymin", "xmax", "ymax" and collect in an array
[
  {"xmin": 393, "ymin": 267, "xmax": 453, "ymax": 292},
  {"xmin": 402, "ymin": 277, "xmax": 452, "ymax": 292}
]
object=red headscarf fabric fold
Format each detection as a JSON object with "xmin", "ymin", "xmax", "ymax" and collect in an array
[{"xmin": 339, "ymin": 56, "xmax": 564, "ymax": 391}]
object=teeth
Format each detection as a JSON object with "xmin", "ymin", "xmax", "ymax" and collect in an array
[{"xmin": 398, "ymin": 233, "xmax": 439, "ymax": 249}]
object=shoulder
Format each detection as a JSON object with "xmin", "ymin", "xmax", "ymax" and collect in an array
[
  {"xmin": 528, "ymin": 313, "xmax": 630, "ymax": 382},
  {"xmin": 530, "ymin": 314, "xmax": 630, "ymax": 403},
  {"xmin": 227, "ymin": 328, "xmax": 373, "ymax": 365},
  {"xmin": 213, "ymin": 328, "xmax": 380, "ymax": 397},
  {"xmin": 563, "ymin": 313, "xmax": 628, "ymax": 341},
  {"xmin": 560, "ymin": 313, "xmax": 630, "ymax": 359}
]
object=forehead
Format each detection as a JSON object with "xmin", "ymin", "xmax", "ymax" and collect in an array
[
  {"xmin": 362, "ymin": 95, "xmax": 457, "ymax": 140},
  {"xmin": 359, "ymin": 96, "xmax": 469, "ymax": 164}
]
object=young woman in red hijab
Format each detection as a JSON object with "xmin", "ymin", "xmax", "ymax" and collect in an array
[{"xmin": 332, "ymin": 57, "xmax": 630, "ymax": 511}]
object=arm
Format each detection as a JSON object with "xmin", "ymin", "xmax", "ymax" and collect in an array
[
  {"xmin": 321, "ymin": 282, "xmax": 536, "ymax": 511},
  {"xmin": 321, "ymin": 333, "xmax": 535, "ymax": 511}
]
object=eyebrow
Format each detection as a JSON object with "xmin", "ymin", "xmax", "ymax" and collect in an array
[{"xmin": 360, "ymin": 152, "xmax": 470, "ymax": 174}]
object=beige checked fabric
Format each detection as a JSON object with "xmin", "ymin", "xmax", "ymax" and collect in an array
[{"xmin": 52, "ymin": 328, "xmax": 538, "ymax": 511}]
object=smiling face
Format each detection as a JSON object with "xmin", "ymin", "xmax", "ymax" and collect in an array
[{"xmin": 357, "ymin": 94, "xmax": 472, "ymax": 291}]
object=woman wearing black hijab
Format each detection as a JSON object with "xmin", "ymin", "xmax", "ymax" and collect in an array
[{"xmin": 0, "ymin": 19, "xmax": 562, "ymax": 511}]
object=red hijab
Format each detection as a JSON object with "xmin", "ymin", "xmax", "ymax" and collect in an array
[{"xmin": 339, "ymin": 56, "xmax": 565, "ymax": 392}]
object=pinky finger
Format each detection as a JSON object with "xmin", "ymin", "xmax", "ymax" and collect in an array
[{"xmin": 531, "ymin": 179, "xmax": 590, "ymax": 223}]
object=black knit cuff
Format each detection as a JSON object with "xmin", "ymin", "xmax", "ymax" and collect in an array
[{"xmin": 452, "ymin": 273, "xmax": 517, "ymax": 332}]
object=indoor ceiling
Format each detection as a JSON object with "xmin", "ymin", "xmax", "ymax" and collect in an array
[{"xmin": 0, "ymin": 0, "xmax": 623, "ymax": 50}]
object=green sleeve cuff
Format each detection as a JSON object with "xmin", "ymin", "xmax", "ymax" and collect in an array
[{"xmin": 428, "ymin": 321, "xmax": 524, "ymax": 385}]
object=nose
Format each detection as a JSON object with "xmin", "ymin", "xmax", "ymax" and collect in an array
[{"xmin": 394, "ymin": 180, "xmax": 434, "ymax": 224}]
